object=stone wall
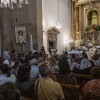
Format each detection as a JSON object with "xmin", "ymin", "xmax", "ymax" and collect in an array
[
  {"xmin": 0, "ymin": 0, "xmax": 43, "ymax": 54},
  {"xmin": 42, "ymin": 0, "xmax": 71, "ymax": 54}
]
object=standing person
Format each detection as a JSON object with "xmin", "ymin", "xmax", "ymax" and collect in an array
[
  {"xmin": 11, "ymin": 49, "xmax": 16, "ymax": 56},
  {"xmin": 2, "ymin": 49, "xmax": 10, "ymax": 60},
  {"xmin": 49, "ymin": 45, "xmax": 52, "ymax": 57},
  {"xmin": 39, "ymin": 46, "xmax": 46, "ymax": 57},
  {"xmin": 29, "ymin": 56, "xmax": 39, "ymax": 80},
  {"xmin": 35, "ymin": 62, "xmax": 64, "ymax": 100}
]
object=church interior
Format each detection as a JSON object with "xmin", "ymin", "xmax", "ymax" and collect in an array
[{"xmin": 0, "ymin": 0, "xmax": 100, "ymax": 100}]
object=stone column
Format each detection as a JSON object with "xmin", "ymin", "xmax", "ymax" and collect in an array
[
  {"xmin": 79, "ymin": 5, "xmax": 82, "ymax": 40},
  {"xmin": 36, "ymin": 0, "xmax": 43, "ymax": 51},
  {"xmin": 75, "ymin": 6, "xmax": 79, "ymax": 40},
  {"xmin": 71, "ymin": 0, "xmax": 74, "ymax": 41},
  {"xmin": 0, "ymin": 33, "xmax": 1, "ymax": 57}
]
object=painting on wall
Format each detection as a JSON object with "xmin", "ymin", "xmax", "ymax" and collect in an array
[{"xmin": 15, "ymin": 27, "xmax": 26, "ymax": 44}]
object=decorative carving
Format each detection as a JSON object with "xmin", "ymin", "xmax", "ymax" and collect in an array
[{"xmin": 47, "ymin": 27, "xmax": 60, "ymax": 35}]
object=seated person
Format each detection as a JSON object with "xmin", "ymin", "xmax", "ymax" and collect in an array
[
  {"xmin": 90, "ymin": 54, "xmax": 100, "ymax": 67},
  {"xmin": 80, "ymin": 57, "xmax": 92, "ymax": 70},
  {"xmin": 50, "ymin": 57, "xmax": 59, "ymax": 73},
  {"xmin": 82, "ymin": 67, "xmax": 100, "ymax": 96},
  {"xmin": 70, "ymin": 58, "xmax": 80, "ymax": 72},
  {"xmin": 0, "ymin": 64, "xmax": 16, "ymax": 85},
  {"xmin": 35, "ymin": 61, "xmax": 64, "ymax": 100}
]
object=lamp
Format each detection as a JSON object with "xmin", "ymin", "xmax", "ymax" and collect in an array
[
  {"xmin": 0, "ymin": 0, "xmax": 28, "ymax": 9},
  {"xmin": 56, "ymin": 0, "xmax": 63, "ymax": 29}
]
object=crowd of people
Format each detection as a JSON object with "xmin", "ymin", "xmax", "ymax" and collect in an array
[{"xmin": 0, "ymin": 46, "xmax": 99, "ymax": 100}]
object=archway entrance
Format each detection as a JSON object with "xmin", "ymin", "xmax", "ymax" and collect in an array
[{"xmin": 47, "ymin": 27, "xmax": 60, "ymax": 54}]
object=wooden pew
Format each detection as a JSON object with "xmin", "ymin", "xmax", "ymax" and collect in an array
[
  {"xmin": 21, "ymin": 96, "xmax": 33, "ymax": 100},
  {"xmin": 54, "ymin": 73, "xmax": 77, "ymax": 84},
  {"xmin": 61, "ymin": 84, "xmax": 80, "ymax": 100},
  {"xmin": 75, "ymin": 74, "xmax": 93, "ymax": 79},
  {"xmin": 81, "ymin": 93, "xmax": 100, "ymax": 100},
  {"xmin": 74, "ymin": 74, "xmax": 93, "ymax": 85}
]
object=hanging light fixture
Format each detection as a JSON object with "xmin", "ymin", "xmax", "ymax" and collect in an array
[
  {"xmin": 0, "ymin": 0, "xmax": 28, "ymax": 9},
  {"xmin": 56, "ymin": 0, "xmax": 63, "ymax": 29}
]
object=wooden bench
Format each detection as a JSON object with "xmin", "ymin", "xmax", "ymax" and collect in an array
[
  {"xmin": 81, "ymin": 93, "xmax": 100, "ymax": 100},
  {"xmin": 54, "ymin": 73, "xmax": 77, "ymax": 84},
  {"xmin": 75, "ymin": 74, "xmax": 93, "ymax": 79},
  {"xmin": 21, "ymin": 96, "xmax": 33, "ymax": 100},
  {"xmin": 61, "ymin": 84, "xmax": 80, "ymax": 100},
  {"xmin": 75, "ymin": 74, "xmax": 93, "ymax": 85}
]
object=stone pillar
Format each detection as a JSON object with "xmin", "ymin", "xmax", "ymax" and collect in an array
[
  {"xmin": 0, "ymin": 33, "xmax": 1, "ymax": 57},
  {"xmin": 75, "ymin": 6, "xmax": 79, "ymax": 40},
  {"xmin": 36, "ymin": 0, "xmax": 43, "ymax": 51},
  {"xmin": 79, "ymin": 5, "xmax": 82, "ymax": 40},
  {"xmin": 71, "ymin": 0, "xmax": 74, "ymax": 40}
]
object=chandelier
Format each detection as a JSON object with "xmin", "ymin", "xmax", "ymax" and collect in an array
[{"xmin": 0, "ymin": 0, "xmax": 28, "ymax": 9}]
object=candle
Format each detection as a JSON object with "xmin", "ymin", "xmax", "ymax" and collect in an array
[{"xmin": 29, "ymin": 35, "xmax": 33, "ymax": 51}]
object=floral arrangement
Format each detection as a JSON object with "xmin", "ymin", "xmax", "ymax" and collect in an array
[{"xmin": 85, "ymin": 24, "xmax": 100, "ymax": 33}]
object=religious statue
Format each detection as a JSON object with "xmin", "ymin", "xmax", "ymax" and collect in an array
[
  {"xmin": 91, "ymin": 12, "xmax": 98, "ymax": 25},
  {"xmin": 18, "ymin": 30, "xmax": 24, "ymax": 44}
]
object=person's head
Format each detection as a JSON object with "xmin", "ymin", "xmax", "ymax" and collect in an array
[
  {"xmin": 39, "ymin": 62, "xmax": 50, "ymax": 78},
  {"xmin": 17, "ymin": 63, "xmax": 30, "ymax": 82},
  {"xmin": 38, "ymin": 57, "xmax": 44, "ymax": 64},
  {"xmin": 11, "ymin": 49, "xmax": 15, "ymax": 54},
  {"xmin": 92, "ymin": 54, "xmax": 99, "ymax": 60},
  {"xmin": 41, "ymin": 46, "xmax": 45, "ymax": 49},
  {"xmin": 0, "ymin": 82, "xmax": 20, "ymax": 100},
  {"xmin": 28, "ymin": 51, "xmax": 32, "ymax": 55},
  {"xmin": 74, "ymin": 58, "xmax": 80, "ymax": 63},
  {"xmin": 82, "ymin": 51, "xmax": 88, "ymax": 59},
  {"xmin": 29, "ymin": 56, "xmax": 38, "ymax": 66},
  {"xmin": 11, "ymin": 55, "xmax": 16, "ymax": 61},
  {"xmin": 1, "ymin": 64, "xmax": 10, "ymax": 77},
  {"xmin": 71, "ymin": 54, "xmax": 76, "ymax": 60},
  {"xmin": 25, "ymin": 55, "xmax": 30, "ymax": 63},
  {"xmin": 91, "ymin": 67, "xmax": 100, "ymax": 79},
  {"xmin": 50, "ymin": 57, "xmax": 56, "ymax": 66}
]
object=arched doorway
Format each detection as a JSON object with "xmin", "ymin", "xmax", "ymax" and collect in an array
[
  {"xmin": 47, "ymin": 27, "xmax": 60, "ymax": 54},
  {"xmin": 87, "ymin": 10, "xmax": 98, "ymax": 25}
]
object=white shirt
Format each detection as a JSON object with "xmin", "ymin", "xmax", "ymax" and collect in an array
[
  {"xmin": 92, "ymin": 59, "xmax": 100, "ymax": 67},
  {"xmin": 0, "ymin": 74, "xmax": 16, "ymax": 85},
  {"xmin": 80, "ymin": 59, "xmax": 91, "ymax": 70},
  {"xmin": 70, "ymin": 62, "xmax": 80, "ymax": 71}
]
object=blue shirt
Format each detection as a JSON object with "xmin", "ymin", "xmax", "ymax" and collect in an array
[{"xmin": 30, "ymin": 65, "xmax": 39, "ymax": 79}]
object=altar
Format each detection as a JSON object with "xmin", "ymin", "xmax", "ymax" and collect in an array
[{"xmin": 72, "ymin": 0, "xmax": 100, "ymax": 46}]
